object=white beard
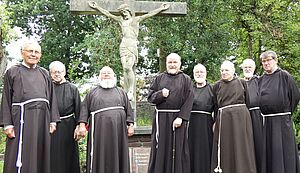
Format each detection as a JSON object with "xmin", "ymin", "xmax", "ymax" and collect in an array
[
  {"xmin": 244, "ymin": 72, "xmax": 253, "ymax": 78},
  {"xmin": 99, "ymin": 78, "xmax": 117, "ymax": 89},
  {"xmin": 167, "ymin": 68, "xmax": 178, "ymax": 74},
  {"xmin": 194, "ymin": 77, "xmax": 206, "ymax": 84}
]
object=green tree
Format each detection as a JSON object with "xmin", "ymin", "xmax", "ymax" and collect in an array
[
  {"xmin": 0, "ymin": 0, "xmax": 14, "ymax": 77},
  {"xmin": 223, "ymin": 0, "xmax": 300, "ymax": 76},
  {"xmin": 6, "ymin": 0, "xmax": 97, "ymax": 81}
]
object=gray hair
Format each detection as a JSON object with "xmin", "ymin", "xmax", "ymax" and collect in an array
[
  {"xmin": 21, "ymin": 39, "xmax": 41, "ymax": 51},
  {"xmin": 49, "ymin": 61, "xmax": 66, "ymax": 72},
  {"xmin": 260, "ymin": 50, "xmax": 277, "ymax": 60},
  {"xmin": 240, "ymin": 59, "xmax": 256, "ymax": 68},
  {"xmin": 193, "ymin": 63, "xmax": 206, "ymax": 73}
]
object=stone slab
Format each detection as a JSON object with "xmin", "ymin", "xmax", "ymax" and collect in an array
[{"xmin": 70, "ymin": 0, "xmax": 187, "ymax": 16}]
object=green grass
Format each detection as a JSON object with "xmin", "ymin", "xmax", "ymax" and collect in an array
[{"xmin": 0, "ymin": 160, "xmax": 3, "ymax": 173}]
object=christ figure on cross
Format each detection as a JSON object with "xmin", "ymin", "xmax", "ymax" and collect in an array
[{"xmin": 88, "ymin": 1, "xmax": 169, "ymax": 103}]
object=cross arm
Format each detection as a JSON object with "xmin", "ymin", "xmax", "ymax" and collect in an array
[{"xmin": 70, "ymin": 0, "xmax": 187, "ymax": 17}]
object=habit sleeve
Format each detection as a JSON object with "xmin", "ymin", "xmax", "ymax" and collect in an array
[
  {"xmin": 178, "ymin": 75, "xmax": 194, "ymax": 121},
  {"xmin": 0, "ymin": 70, "xmax": 13, "ymax": 127},
  {"xmin": 118, "ymin": 88, "xmax": 134, "ymax": 124},
  {"xmin": 78, "ymin": 89, "xmax": 93, "ymax": 124},
  {"xmin": 284, "ymin": 71, "xmax": 300, "ymax": 112},
  {"xmin": 73, "ymin": 87, "xmax": 81, "ymax": 124},
  {"xmin": 147, "ymin": 75, "xmax": 166, "ymax": 105}
]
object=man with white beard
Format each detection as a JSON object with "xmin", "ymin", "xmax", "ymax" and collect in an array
[
  {"xmin": 188, "ymin": 64, "xmax": 215, "ymax": 173},
  {"xmin": 147, "ymin": 53, "xmax": 194, "ymax": 173},
  {"xmin": 77, "ymin": 66, "xmax": 134, "ymax": 173},
  {"xmin": 240, "ymin": 59, "xmax": 263, "ymax": 173}
]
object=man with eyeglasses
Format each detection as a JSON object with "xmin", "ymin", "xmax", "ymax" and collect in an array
[
  {"xmin": 0, "ymin": 40, "xmax": 60, "ymax": 173},
  {"xmin": 49, "ymin": 61, "xmax": 81, "ymax": 173},
  {"xmin": 258, "ymin": 50, "xmax": 300, "ymax": 173}
]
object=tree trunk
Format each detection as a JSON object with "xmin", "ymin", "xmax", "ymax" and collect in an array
[
  {"xmin": 247, "ymin": 31, "xmax": 253, "ymax": 59},
  {"xmin": 158, "ymin": 47, "xmax": 167, "ymax": 73},
  {"xmin": 0, "ymin": 27, "xmax": 7, "ymax": 77}
]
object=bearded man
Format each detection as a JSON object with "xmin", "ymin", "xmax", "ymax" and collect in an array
[
  {"xmin": 77, "ymin": 66, "xmax": 134, "ymax": 173},
  {"xmin": 240, "ymin": 59, "xmax": 263, "ymax": 173},
  {"xmin": 147, "ymin": 53, "xmax": 194, "ymax": 173},
  {"xmin": 188, "ymin": 64, "xmax": 215, "ymax": 173}
]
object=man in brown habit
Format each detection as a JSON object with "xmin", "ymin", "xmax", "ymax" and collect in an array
[
  {"xmin": 77, "ymin": 66, "xmax": 134, "ymax": 173},
  {"xmin": 0, "ymin": 40, "xmax": 60, "ymax": 173}
]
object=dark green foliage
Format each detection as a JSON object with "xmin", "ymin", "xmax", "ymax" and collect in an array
[{"xmin": 6, "ymin": 0, "xmax": 98, "ymax": 82}]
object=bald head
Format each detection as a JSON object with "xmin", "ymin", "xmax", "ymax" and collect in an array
[
  {"xmin": 166, "ymin": 53, "xmax": 181, "ymax": 74},
  {"xmin": 220, "ymin": 60, "xmax": 235, "ymax": 81}
]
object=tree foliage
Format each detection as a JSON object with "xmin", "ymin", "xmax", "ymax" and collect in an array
[
  {"xmin": 0, "ymin": 0, "xmax": 16, "ymax": 78},
  {"xmin": 6, "ymin": 0, "xmax": 98, "ymax": 82}
]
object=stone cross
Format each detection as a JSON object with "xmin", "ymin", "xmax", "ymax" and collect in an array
[
  {"xmin": 70, "ymin": 0, "xmax": 187, "ymax": 121},
  {"xmin": 70, "ymin": 0, "xmax": 187, "ymax": 16}
]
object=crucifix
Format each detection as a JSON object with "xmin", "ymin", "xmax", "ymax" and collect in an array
[
  {"xmin": 70, "ymin": 0, "xmax": 187, "ymax": 16},
  {"xmin": 70, "ymin": 0, "xmax": 187, "ymax": 115}
]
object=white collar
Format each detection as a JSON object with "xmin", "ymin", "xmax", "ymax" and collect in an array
[{"xmin": 22, "ymin": 61, "xmax": 37, "ymax": 69}]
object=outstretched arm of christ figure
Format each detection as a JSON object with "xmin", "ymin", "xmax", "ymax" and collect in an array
[
  {"xmin": 88, "ymin": 1, "xmax": 120, "ymax": 21},
  {"xmin": 138, "ymin": 3, "xmax": 170, "ymax": 22}
]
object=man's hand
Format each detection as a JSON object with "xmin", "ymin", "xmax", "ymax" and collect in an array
[
  {"xmin": 74, "ymin": 123, "xmax": 87, "ymax": 141},
  {"xmin": 162, "ymin": 88, "xmax": 170, "ymax": 98},
  {"xmin": 172, "ymin": 117, "xmax": 182, "ymax": 130},
  {"xmin": 127, "ymin": 125, "xmax": 134, "ymax": 137},
  {"xmin": 50, "ymin": 123, "xmax": 56, "ymax": 134},
  {"xmin": 4, "ymin": 127, "xmax": 15, "ymax": 138}
]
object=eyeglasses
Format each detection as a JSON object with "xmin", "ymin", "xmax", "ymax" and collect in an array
[
  {"xmin": 51, "ymin": 70, "xmax": 64, "ymax": 74},
  {"xmin": 261, "ymin": 58, "xmax": 274, "ymax": 63},
  {"xmin": 23, "ymin": 49, "xmax": 41, "ymax": 55}
]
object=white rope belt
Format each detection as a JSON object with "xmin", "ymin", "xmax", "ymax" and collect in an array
[
  {"xmin": 249, "ymin": 107, "xmax": 260, "ymax": 111},
  {"xmin": 155, "ymin": 107, "xmax": 180, "ymax": 148},
  {"xmin": 214, "ymin": 103, "xmax": 246, "ymax": 173},
  {"xmin": 60, "ymin": 114, "xmax": 73, "ymax": 120},
  {"xmin": 12, "ymin": 98, "xmax": 49, "ymax": 173},
  {"xmin": 191, "ymin": 110, "xmax": 212, "ymax": 115},
  {"xmin": 261, "ymin": 112, "xmax": 291, "ymax": 125},
  {"xmin": 89, "ymin": 106, "xmax": 124, "ymax": 173}
]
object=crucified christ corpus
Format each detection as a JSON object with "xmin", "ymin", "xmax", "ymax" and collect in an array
[{"xmin": 88, "ymin": 1, "xmax": 169, "ymax": 106}]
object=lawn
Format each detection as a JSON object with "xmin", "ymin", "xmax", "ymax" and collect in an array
[{"xmin": 0, "ymin": 161, "xmax": 3, "ymax": 173}]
